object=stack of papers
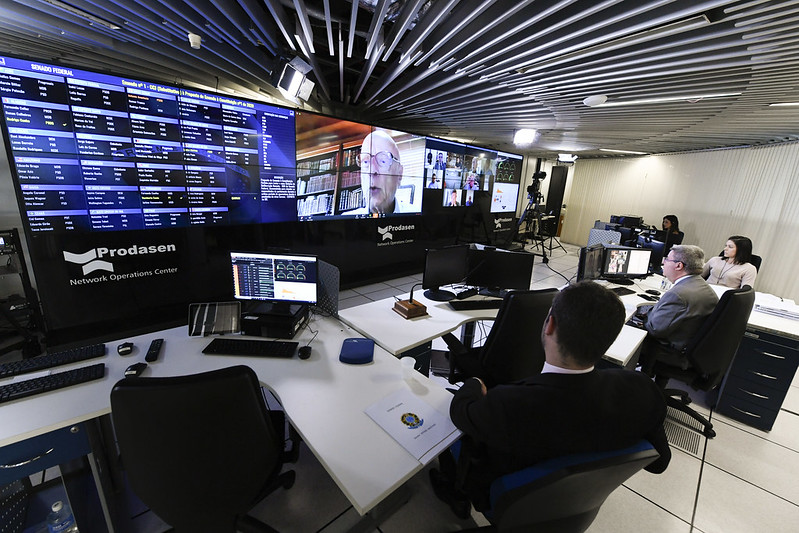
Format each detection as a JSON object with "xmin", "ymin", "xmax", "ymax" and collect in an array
[{"xmin": 754, "ymin": 304, "xmax": 799, "ymax": 321}]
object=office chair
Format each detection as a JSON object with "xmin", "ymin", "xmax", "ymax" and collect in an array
[
  {"xmin": 443, "ymin": 288, "xmax": 557, "ymax": 387},
  {"xmin": 456, "ymin": 439, "xmax": 659, "ymax": 533},
  {"xmin": 750, "ymin": 254, "xmax": 762, "ymax": 271},
  {"xmin": 648, "ymin": 285, "xmax": 755, "ymax": 438},
  {"xmin": 110, "ymin": 365, "xmax": 298, "ymax": 533},
  {"xmin": 587, "ymin": 228, "xmax": 621, "ymax": 247}
]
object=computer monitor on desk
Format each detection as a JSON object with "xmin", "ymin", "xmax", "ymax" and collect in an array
[
  {"xmin": 231, "ymin": 251, "xmax": 318, "ymax": 315},
  {"xmin": 578, "ymin": 245, "xmax": 652, "ymax": 285},
  {"xmin": 636, "ymin": 235, "xmax": 666, "ymax": 271},
  {"xmin": 465, "ymin": 247, "xmax": 535, "ymax": 297},
  {"xmin": 422, "ymin": 245, "xmax": 470, "ymax": 302}
]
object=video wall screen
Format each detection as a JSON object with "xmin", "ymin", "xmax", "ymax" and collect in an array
[
  {"xmin": 295, "ymin": 111, "xmax": 425, "ymax": 220},
  {"xmin": 490, "ymin": 151, "xmax": 523, "ymax": 213},
  {"xmin": 0, "ymin": 54, "xmax": 297, "ymax": 234}
]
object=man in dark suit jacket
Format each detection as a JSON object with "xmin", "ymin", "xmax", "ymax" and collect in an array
[
  {"xmin": 637, "ymin": 244, "xmax": 719, "ymax": 373},
  {"xmin": 431, "ymin": 282, "xmax": 671, "ymax": 516}
]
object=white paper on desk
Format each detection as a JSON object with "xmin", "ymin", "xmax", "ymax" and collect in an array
[{"xmin": 365, "ymin": 388, "xmax": 459, "ymax": 461}]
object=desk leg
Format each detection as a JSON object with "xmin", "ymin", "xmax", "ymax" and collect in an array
[{"xmin": 344, "ymin": 484, "xmax": 411, "ymax": 533}]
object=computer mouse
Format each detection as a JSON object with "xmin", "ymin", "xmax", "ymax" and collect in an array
[
  {"xmin": 646, "ymin": 289, "xmax": 661, "ymax": 296},
  {"xmin": 117, "ymin": 342, "xmax": 134, "ymax": 356},
  {"xmin": 298, "ymin": 345, "xmax": 312, "ymax": 360},
  {"xmin": 124, "ymin": 362, "xmax": 147, "ymax": 377}
]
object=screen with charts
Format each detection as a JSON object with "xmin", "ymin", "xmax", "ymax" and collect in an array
[
  {"xmin": 231, "ymin": 251, "xmax": 318, "ymax": 305},
  {"xmin": 0, "ymin": 54, "xmax": 297, "ymax": 234}
]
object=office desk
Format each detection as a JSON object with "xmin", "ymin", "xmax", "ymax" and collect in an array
[
  {"xmin": 339, "ymin": 291, "xmax": 648, "ymax": 368},
  {"xmin": 0, "ymin": 313, "xmax": 461, "ymax": 520}
]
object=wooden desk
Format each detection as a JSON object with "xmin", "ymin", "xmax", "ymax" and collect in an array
[{"xmin": 0, "ymin": 312, "xmax": 461, "ymax": 521}]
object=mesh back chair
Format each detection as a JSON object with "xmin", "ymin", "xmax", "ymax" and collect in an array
[
  {"xmin": 110, "ymin": 365, "xmax": 297, "ymax": 532},
  {"xmin": 444, "ymin": 289, "xmax": 557, "ymax": 387},
  {"xmin": 457, "ymin": 440, "xmax": 659, "ymax": 533},
  {"xmin": 587, "ymin": 228, "xmax": 621, "ymax": 247},
  {"xmin": 649, "ymin": 285, "xmax": 755, "ymax": 438}
]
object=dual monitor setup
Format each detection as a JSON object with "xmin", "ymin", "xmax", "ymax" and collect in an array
[{"xmin": 422, "ymin": 244, "xmax": 535, "ymax": 301}]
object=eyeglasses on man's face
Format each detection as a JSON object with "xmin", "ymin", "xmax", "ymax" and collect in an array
[
  {"xmin": 357, "ymin": 151, "xmax": 400, "ymax": 171},
  {"xmin": 663, "ymin": 257, "xmax": 682, "ymax": 265}
]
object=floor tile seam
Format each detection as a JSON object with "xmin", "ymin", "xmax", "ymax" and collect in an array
[
  {"xmin": 618, "ymin": 484, "xmax": 693, "ymax": 528},
  {"xmin": 711, "ymin": 416, "xmax": 799, "ymax": 454},
  {"xmin": 316, "ymin": 504, "xmax": 356, "ymax": 533},
  {"xmin": 700, "ymin": 462, "xmax": 799, "ymax": 509}
]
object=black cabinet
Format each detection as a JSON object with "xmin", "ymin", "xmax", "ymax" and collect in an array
[{"xmin": 717, "ymin": 329, "xmax": 799, "ymax": 431}]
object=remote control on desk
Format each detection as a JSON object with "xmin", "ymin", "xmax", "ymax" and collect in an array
[{"xmin": 145, "ymin": 338, "xmax": 164, "ymax": 362}]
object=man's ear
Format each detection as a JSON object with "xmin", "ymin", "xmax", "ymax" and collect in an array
[{"xmin": 543, "ymin": 313, "xmax": 556, "ymax": 336}]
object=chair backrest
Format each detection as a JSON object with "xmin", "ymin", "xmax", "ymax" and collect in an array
[
  {"xmin": 110, "ymin": 365, "xmax": 283, "ymax": 532},
  {"xmin": 587, "ymin": 228, "xmax": 621, "ymax": 247},
  {"xmin": 488, "ymin": 440, "xmax": 659, "ymax": 532},
  {"xmin": 479, "ymin": 288, "xmax": 557, "ymax": 384},
  {"xmin": 683, "ymin": 285, "xmax": 755, "ymax": 387},
  {"xmin": 750, "ymin": 254, "xmax": 762, "ymax": 271}
]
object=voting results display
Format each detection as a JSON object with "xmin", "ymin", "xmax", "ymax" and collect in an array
[{"xmin": 0, "ymin": 54, "xmax": 297, "ymax": 234}]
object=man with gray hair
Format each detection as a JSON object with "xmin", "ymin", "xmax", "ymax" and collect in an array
[{"xmin": 637, "ymin": 244, "xmax": 719, "ymax": 373}]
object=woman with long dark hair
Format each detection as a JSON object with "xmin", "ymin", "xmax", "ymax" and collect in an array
[{"xmin": 701, "ymin": 235, "xmax": 757, "ymax": 288}]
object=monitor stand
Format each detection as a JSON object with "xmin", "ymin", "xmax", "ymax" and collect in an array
[
  {"xmin": 610, "ymin": 278, "xmax": 635, "ymax": 285},
  {"xmin": 424, "ymin": 288, "xmax": 456, "ymax": 302},
  {"xmin": 478, "ymin": 287, "xmax": 506, "ymax": 298},
  {"xmin": 246, "ymin": 301, "xmax": 307, "ymax": 317}
]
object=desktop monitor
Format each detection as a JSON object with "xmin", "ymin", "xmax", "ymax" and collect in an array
[
  {"xmin": 231, "ymin": 251, "xmax": 318, "ymax": 314},
  {"xmin": 422, "ymin": 244, "xmax": 470, "ymax": 301},
  {"xmin": 465, "ymin": 248, "xmax": 534, "ymax": 297},
  {"xmin": 636, "ymin": 235, "xmax": 666, "ymax": 271},
  {"xmin": 577, "ymin": 244, "xmax": 604, "ymax": 282},
  {"xmin": 601, "ymin": 246, "xmax": 652, "ymax": 285}
]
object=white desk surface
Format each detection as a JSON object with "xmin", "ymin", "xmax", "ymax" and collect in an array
[
  {"xmin": 340, "ymin": 290, "xmax": 647, "ymax": 368},
  {"xmin": 338, "ymin": 291, "xmax": 499, "ymax": 356},
  {"xmin": 0, "ymin": 314, "xmax": 461, "ymax": 516}
]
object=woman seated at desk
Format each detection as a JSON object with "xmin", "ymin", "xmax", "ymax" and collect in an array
[
  {"xmin": 660, "ymin": 215, "xmax": 684, "ymax": 257},
  {"xmin": 701, "ymin": 235, "xmax": 758, "ymax": 289}
]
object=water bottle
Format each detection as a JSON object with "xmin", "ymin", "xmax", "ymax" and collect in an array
[{"xmin": 46, "ymin": 500, "xmax": 79, "ymax": 533}]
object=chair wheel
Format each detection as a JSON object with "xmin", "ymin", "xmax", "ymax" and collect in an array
[{"xmin": 704, "ymin": 428, "xmax": 716, "ymax": 438}]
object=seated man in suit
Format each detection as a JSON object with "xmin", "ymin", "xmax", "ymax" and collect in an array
[
  {"xmin": 636, "ymin": 244, "xmax": 719, "ymax": 374},
  {"xmin": 430, "ymin": 281, "xmax": 671, "ymax": 517}
]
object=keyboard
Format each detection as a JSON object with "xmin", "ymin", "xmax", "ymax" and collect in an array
[
  {"xmin": 0, "ymin": 343, "xmax": 106, "ymax": 379},
  {"xmin": 610, "ymin": 287, "xmax": 635, "ymax": 296},
  {"xmin": 202, "ymin": 338, "xmax": 299, "ymax": 358},
  {"xmin": 0, "ymin": 363, "xmax": 106, "ymax": 405},
  {"xmin": 448, "ymin": 299, "xmax": 503, "ymax": 311}
]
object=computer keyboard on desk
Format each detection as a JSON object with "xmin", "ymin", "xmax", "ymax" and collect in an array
[
  {"xmin": 202, "ymin": 337, "xmax": 299, "ymax": 358},
  {"xmin": 0, "ymin": 363, "xmax": 106, "ymax": 405},
  {"xmin": 0, "ymin": 343, "xmax": 106, "ymax": 379},
  {"xmin": 448, "ymin": 299, "xmax": 503, "ymax": 311},
  {"xmin": 610, "ymin": 287, "xmax": 635, "ymax": 296}
]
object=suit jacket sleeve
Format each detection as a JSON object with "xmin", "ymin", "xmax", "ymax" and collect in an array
[
  {"xmin": 449, "ymin": 378, "xmax": 514, "ymax": 453},
  {"xmin": 644, "ymin": 288, "xmax": 687, "ymax": 341}
]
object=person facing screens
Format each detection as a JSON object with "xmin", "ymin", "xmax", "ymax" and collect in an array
[
  {"xmin": 701, "ymin": 235, "xmax": 757, "ymax": 289},
  {"xmin": 230, "ymin": 251, "xmax": 318, "ymax": 315},
  {"xmin": 431, "ymin": 281, "xmax": 670, "ymax": 516}
]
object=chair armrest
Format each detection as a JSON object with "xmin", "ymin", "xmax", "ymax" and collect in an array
[{"xmin": 442, "ymin": 332, "xmax": 468, "ymax": 356}]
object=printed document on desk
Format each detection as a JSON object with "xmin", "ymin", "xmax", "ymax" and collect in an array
[{"xmin": 365, "ymin": 389, "xmax": 460, "ymax": 463}]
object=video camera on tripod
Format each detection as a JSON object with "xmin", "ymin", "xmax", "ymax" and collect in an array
[{"xmin": 527, "ymin": 171, "xmax": 546, "ymax": 203}]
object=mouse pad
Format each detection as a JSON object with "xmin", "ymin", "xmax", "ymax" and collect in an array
[{"xmin": 339, "ymin": 338, "xmax": 375, "ymax": 364}]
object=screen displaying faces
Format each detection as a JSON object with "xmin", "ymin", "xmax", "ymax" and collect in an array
[
  {"xmin": 0, "ymin": 55, "xmax": 297, "ymax": 233},
  {"xmin": 295, "ymin": 112, "xmax": 425, "ymax": 219}
]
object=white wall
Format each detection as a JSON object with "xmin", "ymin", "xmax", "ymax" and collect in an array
[{"xmin": 559, "ymin": 142, "xmax": 799, "ymax": 300}]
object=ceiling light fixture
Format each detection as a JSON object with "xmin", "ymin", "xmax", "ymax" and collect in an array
[
  {"xmin": 513, "ymin": 129, "xmax": 537, "ymax": 146},
  {"xmin": 187, "ymin": 33, "xmax": 202, "ymax": 49},
  {"xmin": 42, "ymin": 0, "xmax": 120, "ymax": 30},
  {"xmin": 769, "ymin": 102, "xmax": 799, "ymax": 106},
  {"xmin": 582, "ymin": 95, "xmax": 608, "ymax": 107},
  {"xmin": 557, "ymin": 153, "xmax": 578, "ymax": 163},
  {"xmin": 592, "ymin": 92, "xmax": 741, "ymax": 107},
  {"xmin": 599, "ymin": 148, "xmax": 648, "ymax": 155}
]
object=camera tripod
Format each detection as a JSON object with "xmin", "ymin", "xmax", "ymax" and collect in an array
[{"xmin": 512, "ymin": 174, "xmax": 565, "ymax": 262}]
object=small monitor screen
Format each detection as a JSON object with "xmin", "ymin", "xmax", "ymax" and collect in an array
[
  {"xmin": 602, "ymin": 247, "xmax": 652, "ymax": 278},
  {"xmin": 465, "ymin": 248, "xmax": 534, "ymax": 293},
  {"xmin": 577, "ymin": 244, "xmax": 604, "ymax": 282},
  {"xmin": 422, "ymin": 245, "xmax": 470, "ymax": 301},
  {"xmin": 231, "ymin": 251, "xmax": 318, "ymax": 305}
]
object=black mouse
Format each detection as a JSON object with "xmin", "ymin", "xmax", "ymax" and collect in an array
[
  {"xmin": 117, "ymin": 342, "xmax": 134, "ymax": 356},
  {"xmin": 124, "ymin": 362, "xmax": 147, "ymax": 377},
  {"xmin": 645, "ymin": 289, "xmax": 661, "ymax": 296},
  {"xmin": 298, "ymin": 346, "xmax": 312, "ymax": 360}
]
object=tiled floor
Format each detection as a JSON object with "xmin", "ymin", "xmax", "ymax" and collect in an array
[{"xmin": 143, "ymin": 240, "xmax": 799, "ymax": 532}]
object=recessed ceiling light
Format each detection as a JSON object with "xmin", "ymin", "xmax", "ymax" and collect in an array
[
  {"xmin": 592, "ymin": 93, "xmax": 741, "ymax": 107},
  {"xmin": 769, "ymin": 102, "xmax": 799, "ymax": 106},
  {"xmin": 42, "ymin": 0, "xmax": 121, "ymax": 30},
  {"xmin": 514, "ymin": 129, "xmax": 537, "ymax": 146},
  {"xmin": 583, "ymin": 95, "xmax": 608, "ymax": 107}
]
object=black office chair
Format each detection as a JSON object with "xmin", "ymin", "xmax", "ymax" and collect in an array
[
  {"xmin": 110, "ymin": 365, "xmax": 298, "ymax": 532},
  {"xmin": 443, "ymin": 288, "xmax": 557, "ymax": 387},
  {"xmin": 456, "ymin": 439, "xmax": 660, "ymax": 533},
  {"xmin": 750, "ymin": 254, "xmax": 762, "ymax": 271},
  {"xmin": 648, "ymin": 285, "xmax": 755, "ymax": 438}
]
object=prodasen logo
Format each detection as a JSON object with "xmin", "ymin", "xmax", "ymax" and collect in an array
[
  {"xmin": 377, "ymin": 226, "xmax": 393, "ymax": 241},
  {"xmin": 377, "ymin": 224, "xmax": 415, "ymax": 242},
  {"xmin": 64, "ymin": 243, "xmax": 177, "ymax": 276}
]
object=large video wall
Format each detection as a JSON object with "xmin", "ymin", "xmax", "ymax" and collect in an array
[{"xmin": 0, "ymin": 53, "xmax": 524, "ymax": 344}]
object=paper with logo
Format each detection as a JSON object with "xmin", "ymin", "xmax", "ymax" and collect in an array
[{"xmin": 365, "ymin": 388, "xmax": 460, "ymax": 462}]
